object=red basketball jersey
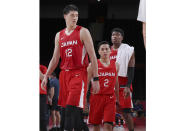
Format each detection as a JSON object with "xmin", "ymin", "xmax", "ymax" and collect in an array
[
  {"xmin": 93, "ymin": 60, "xmax": 117, "ymax": 95},
  {"xmin": 110, "ymin": 47, "xmax": 117, "ymax": 62},
  {"xmin": 40, "ymin": 65, "xmax": 47, "ymax": 94},
  {"xmin": 59, "ymin": 25, "xmax": 89, "ymax": 70}
]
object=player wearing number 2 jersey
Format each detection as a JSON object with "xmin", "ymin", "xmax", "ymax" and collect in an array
[
  {"xmin": 88, "ymin": 41, "xmax": 119, "ymax": 131},
  {"xmin": 41, "ymin": 4, "xmax": 100, "ymax": 130}
]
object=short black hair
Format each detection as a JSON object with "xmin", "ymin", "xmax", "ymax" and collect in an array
[
  {"xmin": 63, "ymin": 4, "xmax": 78, "ymax": 15},
  {"xmin": 97, "ymin": 41, "xmax": 110, "ymax": 51},
  {"xmin": 111, "ymin": 28, "xmax": 124, "ymax": 37}
]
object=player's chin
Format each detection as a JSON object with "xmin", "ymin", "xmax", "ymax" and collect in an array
[
  {"xmin": 104, "ymin": 54, "xmax": 109, "ymax": 58},
  {"xmin": 111, "ymin": 40, "xmax": 116, "ymax": 43},
  {"xmin": 72, "ymin": 21, "xmax": 77, "ymax": 25}
]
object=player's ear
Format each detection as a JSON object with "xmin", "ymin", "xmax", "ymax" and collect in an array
[
  {"xmin": 98, "ymin": 49, "xmax": 101, "ymax": 55},
  {"xmin": 120, "ymin": 35, "xmax": 123, "ymax": 41},
  {"xmin": 64, "ymin": 14, "xmax": 67, "ymax": 20}
]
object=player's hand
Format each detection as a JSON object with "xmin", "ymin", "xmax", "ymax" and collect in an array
[
  {"xmin": 123, "ymin": 87, "xmax": 130, "ymax": 98},
  {"xmin": 41, "ymin": 76, "xmax": 48, "ymax": 91},
  {"xmin": 91, "ymin": 81, "xmax": 100, "ymax": 94}
]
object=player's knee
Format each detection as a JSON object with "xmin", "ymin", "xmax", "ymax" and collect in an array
[
  {"xmin": 93, "ymin": 124, "xmax": 100, "ymax": 131},
  {"xmin": 104, "ymin": 122, "xmax": 113, "ymax": 130},
  {"xmin": 51, "ymin": 110, "xmax": 55, "ymax": 115}
]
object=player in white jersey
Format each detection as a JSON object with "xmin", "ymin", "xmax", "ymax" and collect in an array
[
  {"xmin": 137, "ymin": 0, "xmax": 146, "ymax": 49},
  {"xmin": 110, "ymin": 28, "xmax": 135, "ymax": 131}
]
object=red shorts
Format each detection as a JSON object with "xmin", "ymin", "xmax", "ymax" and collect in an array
[
  {"xmin": 58, "ymin": 69, "xmax": 87, "ymax": 108},
  {"xmin": 118, "ymin": 77, "xmax": 133, "ymax": 109},
  {"xmin": 88, "ymin": 94, "xmax": 116, "ymax": 125}
]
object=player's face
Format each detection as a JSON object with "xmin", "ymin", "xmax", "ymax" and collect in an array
[
  {"xmin": 98, "ymin": 44, "xmax": 111, "ymax": 59},
  {"xmin": 64, "ymin": 11, "xmax": 78, "ymax": 27},
  {"xmin": 111, "ymin": 31, "xmax": 123, "ymax": 45}
]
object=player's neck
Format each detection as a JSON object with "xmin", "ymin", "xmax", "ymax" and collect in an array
[
  {"xmin": 66, "ymin": 25, "xmax": 77, "ymax": 32},
  {"xmin": 113, "ymin": 43, "xmax": 121, "ymax": 49},
  {"xmin": 100, "ymin": 58, "xmax": 110, "ymax": 66}
]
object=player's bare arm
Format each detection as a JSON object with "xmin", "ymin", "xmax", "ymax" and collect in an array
[
  {"xmin": 80, "ymin": 28, "xmax": 98, "ymax": 77},
  {"xmin": 40, "ymin": 71, "xmax": 44, "ymax": 81},
  {"xmin": 115, "ymin": 62, "xmax": 120, "ymax": 104},
  {"xmin": 128, "ymin": 52, "xmax": 135, "ymax": 67},
  {"xmin": 87, "ymin": 63, "xmax": 93, "ymax": 85},
  {"xmin": 87, "ymin": 63, "xmax": 98, "ymax": 94},
  {"xmin": 80, "ymin": 28, "xmax": 100, "ymax": 94},
  {"xmin": 143, "ymin": 22, "xmax": 146, "ymax": 48},
  {"xmin": 41, "ymin": 32, "xmax": 60, "ymax": 88}
]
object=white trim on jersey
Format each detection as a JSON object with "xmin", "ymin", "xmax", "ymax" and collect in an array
[
  {"xmin": 78, "ymin": 80, "xmax": 84, "ymax": 108},
  {"xmin": 81, "ymin": 46, "xmax": 87, "ymax": 65}
]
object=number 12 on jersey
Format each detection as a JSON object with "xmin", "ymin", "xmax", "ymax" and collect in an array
[{"xmin": 65, "ymin": 48, "xmax": 72, "ymax": 57}]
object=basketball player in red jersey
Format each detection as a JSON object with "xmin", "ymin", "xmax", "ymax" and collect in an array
[
  {"xmin": 88, "ymin": 41, "xmax": 119, "ymax": 131},
  {"xmin": 40, "ymin": 65, "xmax": 48, "ymax": 131},
  {"xmin": 110, "ymin": 28, "xmax": 135, "ymax": 131},
  {"xmin": 41, "ymin": 4, "xmax": 100, "ymax": 131}
]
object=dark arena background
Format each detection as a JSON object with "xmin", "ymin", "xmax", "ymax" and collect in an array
[{"xmin": 40, "ymin": 0, "xmax": 146, "ymax": 129}]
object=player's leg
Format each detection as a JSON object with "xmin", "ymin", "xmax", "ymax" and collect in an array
[
  {"xmin": 121, "ymin": 111, "xmax": 134, "ymax": 131},
  {"xmin": 64, "ymin": 70, "xmax": 88, "ymax": 130},
  {"xmin": 93, "ymin": 124, "xmax": 100, "ymax": 131},
  {"xmin": 76, "ymin": 108, "xmax": 89, "ymax": 131},
  {"xmin": 104, "ymin": 122, "xmax": 113, "ymax": 131},
  {"xmin": 88, "ymin": 95, "xmax": 104, "ymax": 131},
  {"xmin": 58, "ymin": 71, "xmax": 68, "ymax": 131},
  {"xmin": 55, "ymin": 108, "xmax": 61, "ymax": 130},
  {"xmin": 60, "ymin": 107, "xmax": 65, "ymax": 131},
  {"xmin": 119, "ymin": 92, "xmax": 134, "ymax": 131},
  {"xmin": 118, "ymin": 77, "xmax": 134, "ymax": 131},
  {"xmin": 40, "ymin": 94, "xmax": 47, "ymax": 131},
  {"xmin": 50, "ymin": 110, "xmax": 56, "ymax": 131},
  {"xmin": 103, "ymin": 95, "xmax": 116, "ymax": 131},
  {"xmin": 50, "ymin": 99, "xmax": 58, "ymax": 130}
]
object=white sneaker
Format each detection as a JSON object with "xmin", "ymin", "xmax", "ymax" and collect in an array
[
  {"xmin": 118, "ymin": 125, "xmax": 125, "ymax": 131},
  {"xmin": 113, "ymin": 125, "xmax": 120, "ymax": 131}
]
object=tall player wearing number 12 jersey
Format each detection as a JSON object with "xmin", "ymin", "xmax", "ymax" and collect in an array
[
  {"xmin": 88, "ymin": 41, "xmax": 119, "ymax": 131},
  {"xmin": 41, "ymin": 4, "xmax": 100, "ymax": 131}
]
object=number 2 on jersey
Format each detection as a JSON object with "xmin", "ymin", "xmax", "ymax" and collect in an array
[
  {"xmin": 65, "ymin": 48, "xmax": 72, "ymax": 57},
  {"xmin": 104, "ymin": 79, "xmax": 109, "ymax": 87}
]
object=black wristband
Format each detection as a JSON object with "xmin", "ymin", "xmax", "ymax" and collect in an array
[
  {"xmin": 93, "ymin": 77, "xmax": 99, "ymax": 81},
  {"xmin": 126, "ymin": 67, "xmax": 135, "ymax": 88}
]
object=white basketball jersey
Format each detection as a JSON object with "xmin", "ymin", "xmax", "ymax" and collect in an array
[
  {"xmin": 137, "ymin": 0, "xmax": 146, "ymax": 22},
  {"xmin": 116, "ymin": 43, "xmax": 134, "ymax": 77}
]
